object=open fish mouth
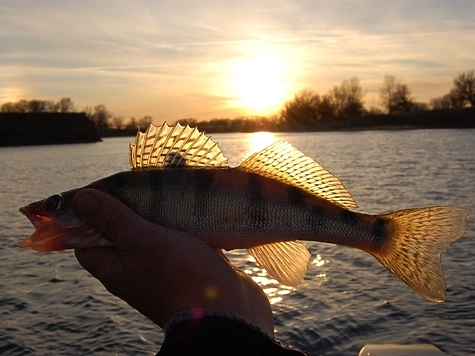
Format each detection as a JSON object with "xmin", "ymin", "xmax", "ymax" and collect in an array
[
  {"xmin": 18, "ymin": 206, "xmax": 64, "ymax": 251},
  {"xmin": 19, "ymin": 206, "xmax": 95, "ymax": 251},
  {"xmin": 19, "ymin": 206, "xmax": 104, "ymax": 252}
]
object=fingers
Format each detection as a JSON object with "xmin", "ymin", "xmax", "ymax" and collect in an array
[
  {"xmin": 73, "ymin": 188, "xmax": 148, "ymax": 247},
  {"xmin": 74, "ymin": 247, "xmax": 120, "ymax": 282}
]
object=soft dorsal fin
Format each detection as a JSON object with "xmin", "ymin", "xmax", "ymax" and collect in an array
[
  {"xmin": 129, "ymin": 123, "xmax": 228, "ymax": 169},
  {"xmin": 248, "ymin": 241, "xmax": 311, "ymax": 286},
  {"xmin": 238, "ymin": 141, "xmax": 357, "ymax": 209}
]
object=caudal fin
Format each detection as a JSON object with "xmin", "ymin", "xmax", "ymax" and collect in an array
[{"xmin": 372, "ymin": 206, "xmax": 470, "ymax": 302}]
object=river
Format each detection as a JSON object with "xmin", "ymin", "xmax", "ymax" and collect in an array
[{"xmin": 1, "ymin": 129, "xmax": 474, "ymax": 355}]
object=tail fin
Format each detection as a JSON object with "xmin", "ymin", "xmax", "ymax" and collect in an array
[{"xmin": 372, "ymin": 206, "xmax": 470, "ymax": 302}]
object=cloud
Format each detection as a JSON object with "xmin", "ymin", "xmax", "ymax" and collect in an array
[{"xmin": 1, "ymin": 0, "xmax": 475, "ymax": 119}]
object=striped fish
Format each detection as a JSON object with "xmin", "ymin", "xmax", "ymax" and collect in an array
[{"xmin": 19, "ymin": 123, "xmax": 470, "ymax": 302}]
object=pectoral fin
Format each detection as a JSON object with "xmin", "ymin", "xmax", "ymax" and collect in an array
[{"xmin": 248, "ymin": 241, "xmax": 311, "ymax": 286}]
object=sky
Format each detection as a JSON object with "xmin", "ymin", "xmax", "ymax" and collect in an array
[{"xmin": 1, "ymin": 0, "xmax": 474, "ymax": 122}]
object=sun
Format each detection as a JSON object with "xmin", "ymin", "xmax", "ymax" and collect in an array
[{"xmin": 229, "ymin": 56, "xmax": 289, "ymax": 114}]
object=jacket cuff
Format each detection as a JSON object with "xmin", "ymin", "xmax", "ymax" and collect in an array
[{"xmin": 158, "ymin": 310, "xmax": 308, "ymax": 355}]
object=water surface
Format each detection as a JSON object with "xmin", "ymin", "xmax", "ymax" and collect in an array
[{"xmin": 1, "ymin": 129, "xmax": 474, "ymax": 355}]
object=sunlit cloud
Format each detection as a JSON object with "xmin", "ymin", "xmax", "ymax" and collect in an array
[{"xmin": 1, "ymin": 0, "xmax": 474, "ymax": 120}]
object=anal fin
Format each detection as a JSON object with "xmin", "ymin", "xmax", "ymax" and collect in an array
[{"xmin": 248, "ymin": 241, "xmax": 311, "ymax": 286}]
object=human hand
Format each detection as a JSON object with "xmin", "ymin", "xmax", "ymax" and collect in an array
[{"xmin": 73, "ymin": 189, "xmax": 274, "ymax": 335}]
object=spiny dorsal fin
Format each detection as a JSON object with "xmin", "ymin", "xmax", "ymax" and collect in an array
[
  {"xmin": 239, "ymin": 141, "xmax": 357, "ymax": 209},
  {"xmin": 129, "ymin": 123, "xmax": 228, "ymax": 169},
  {"xmin": 248, "ymin": 241, "xmax": 311, "ymax": 286}
]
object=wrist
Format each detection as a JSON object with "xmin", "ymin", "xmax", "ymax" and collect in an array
[{"xmin": 159, "ymin": 309, "xmax": 308, "ymax": 355}]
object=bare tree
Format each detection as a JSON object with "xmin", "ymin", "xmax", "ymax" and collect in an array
[
  {"xmin": 0, "ymin": 102, "xmax": 15, "ymax": 112},
  {"xmin": 281, "ymin": 89, "xmax": 322, "ymax": 127},
  {"xmin": 111, "ymin": 116, "xmax": 124, "ymax": 129},
  {"xmin": 138, "ymin": 115, "xmax": 153, "ymax": 130},
  {"xmin": 92, "ymin": 104, "xmax": 112, "ymax": 130},
  {"xmin": 331, "ymin": 77, "xmax": 365, "ymax": 118},
  {"xmin": 125, "ymin": 117, "xmax": 138, "ymax": 129},
  {"xmin": 57, "ymin": 97, "xmax": 75, "ymax": 113},
  {"xmin": 452, "ymin": 70, "xmax": 475, "ymax": 107},
  {"xmin": 380, "ymin": 75, "xmax": 415, "ymax": 113}
]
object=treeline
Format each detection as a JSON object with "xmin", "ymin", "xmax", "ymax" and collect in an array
[
  {"xmin": 1, "ymin": 70, "xmax": 474, "ymax": 133},
  {"xmin": 276, "ymin": 70, "xmax": 474, "ymax": 130},
  {"xmin": 178, "ymin": 70, "xmax": 475, "ymax": 131}
]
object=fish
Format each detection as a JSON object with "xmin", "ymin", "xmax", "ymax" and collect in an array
[{"xmin": 19, "ymin": 123, "xmax": 470, "ymax": 302}]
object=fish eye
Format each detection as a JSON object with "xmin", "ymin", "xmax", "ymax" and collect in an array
[{"xmin": 43, "ymin": 194, "xmax": 65, "ymax": 212}]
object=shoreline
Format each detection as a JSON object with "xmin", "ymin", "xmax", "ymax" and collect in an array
[{"xmin": 1, "ymin": 108, "xmax": 473, "ymax": 146}]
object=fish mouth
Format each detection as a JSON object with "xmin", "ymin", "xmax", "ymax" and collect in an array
[
  {"xmin": 18, "ymin": 206, "xmax": 64, "ymax": 251},
  {"xmin": 18, "ymin": 206, "xmax": 99, "ymax": 252}
]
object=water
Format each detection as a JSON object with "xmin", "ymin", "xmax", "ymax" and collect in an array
[{"xmin": 1, "ymin": 129, "xmax": 474, "ymax": 355}]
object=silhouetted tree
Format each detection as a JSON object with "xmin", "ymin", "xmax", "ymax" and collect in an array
[
  {"xmin": 430, "ymin": 89, "xmax": 465, "ymax": 109},
  {"xmin": 380, "ymin": 75, "xmax": 415, "ymax": 113},
  {"xmin": 452, "ymin": 70, "xmax": 475, "ymax": 107},
  {"xmin": 92, "ymin": 104, "xmax": 112, "ymax": 130},
  {"xmin": 111, "ymin": 116, "xmax": 125, "ymax": 129},
  {"xmin": 58, "ymin": 97, "xmax": 75, "ymax": 113},
  {"xmin": 125, "ymin": 117, "xmax": 138, "ymax": 129},
  {"xmin": 0, "ymin": 102, "xmax": 15, "ymax": 112},
  {"xmin": 175, "ymin": 118, "xmax": 198, "ymax": 127},
  {"xmin": 330, "ymin": 77, "xmax": 365, "ymax": 118},
  {"xmin": 281, "ymin": 89, "xmax": 321, "ymax": 128},
  {"xmin": 138, "ymin": 116, "xmax": 153, "ymax": 130},
  {"xmin": 1, "ymin": 97, "xmax": 76, "ymax": 113}
]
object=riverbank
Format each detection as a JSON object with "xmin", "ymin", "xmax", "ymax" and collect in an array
[
  {"xmin": 0, "ymin": 112, "xmax": 101, "ymax": 146},
  {"xmin": 102, "ymin": 107, "xmax": 475, "ymax": 136},
  {"xmin": 1, "ymin": 108, "xmax": 473, "ymax": 146}
]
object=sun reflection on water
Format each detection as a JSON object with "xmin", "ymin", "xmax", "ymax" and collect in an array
[
  {"xmin": 243, "ymin": 253, "xmax": 329, "ymax": 305},
  {"xmin": 246, "ymin": 131, "xmax": 277, "ymax": 156},
  {"xmin": 245, "ymin": 265, "xmax": 294, "ymax": 305}
]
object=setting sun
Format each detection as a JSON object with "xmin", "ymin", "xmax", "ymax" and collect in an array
[{"xmin": 229, "ymin": 55, "xmax": 290, "ymax": 114}]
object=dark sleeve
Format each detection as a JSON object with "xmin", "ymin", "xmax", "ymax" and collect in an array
[{"xmin": 157, "ymin": 310, "xmax": 309, "ymax": 356}]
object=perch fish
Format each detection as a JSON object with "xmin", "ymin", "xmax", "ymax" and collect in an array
[{"xmin": 19, "ymin": 123, "xmax": 470, "ymax": 302}]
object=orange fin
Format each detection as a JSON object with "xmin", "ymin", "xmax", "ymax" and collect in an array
[
  {"xmin": 372, "ymin": 206, "xmax": 471, "ymax": 302},
  {"xmin": 248, "ymin": 241, "xmax": 311, "ymax": 286},
  {"xmin": 238, "ymin": 141, "xmax": 357, "ymax": 209},
  {"xmin": 129, "ymin": 123, "xmax": 228, "ymax": 169}
]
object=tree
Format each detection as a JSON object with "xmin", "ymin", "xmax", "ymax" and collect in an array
[
  {"xmin": 380, "ymin": 75, "xmax": 415, "ymax": 114},
  {"xmin": 125, "ymin": 117, "xmax": 138, "ymax": 129},
  {"xmin": 330, "ymin": 77, "xmax": 365, "ymax": 118},
  {"xmin": 58, "ymin": 97, "xmax": 75, "ymax": 113},
  {"xmin": 111, "ymin": 116, "xmax": 124, "ymax": 129},
  {"xmin": 430, "ymin": 88, "xmax": 465, "ymax": 109},
  {"xmin": 0, "ymin": 102, "xmax": 15, "ymax": 112},
  {"xmin": 138, "ymin": 116, "xmax": 153, "ymax": 130},
  {"xmin": 452, "ymin": 70, "xmax": 475, "ymax": 107},
  {"xmin": 281, "ymin": 89, "xmax": 322, "ymax": 128},
  {"xmin": 1, "ymin": 98, "xmax": 76, "ymax": 113},
  {"xmin": 28, "ymin": 99, "xmax": 58, "ymax": 113},
  {"xmin": 92, "ymin": 104, "xmax": 112, "ymax": 130}
]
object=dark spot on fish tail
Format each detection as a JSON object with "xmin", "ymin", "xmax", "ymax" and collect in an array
[
  {"xmin": 371, "ymin": 218, "xmax": 389, "ymax": 248},
  {"xmin": 340, "ymin": 210, "xmax": 359, "ymax": 227},
  {"xmin": 248, "ymin": 173, "xmax": 268, "ymax": 230}
]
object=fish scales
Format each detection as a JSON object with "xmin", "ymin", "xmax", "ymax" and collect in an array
[
  {"xmin": 89, "ymin": 169, "xmax": 390, "ymax": 252},
  {"xmin": 18, "ymin": 123, "xmax": 471, "ymax": 302}
]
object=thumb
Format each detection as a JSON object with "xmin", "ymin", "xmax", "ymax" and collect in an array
[{"xmin": 73, "ymin": 188, "xmax": 143, "ymax": 246}]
